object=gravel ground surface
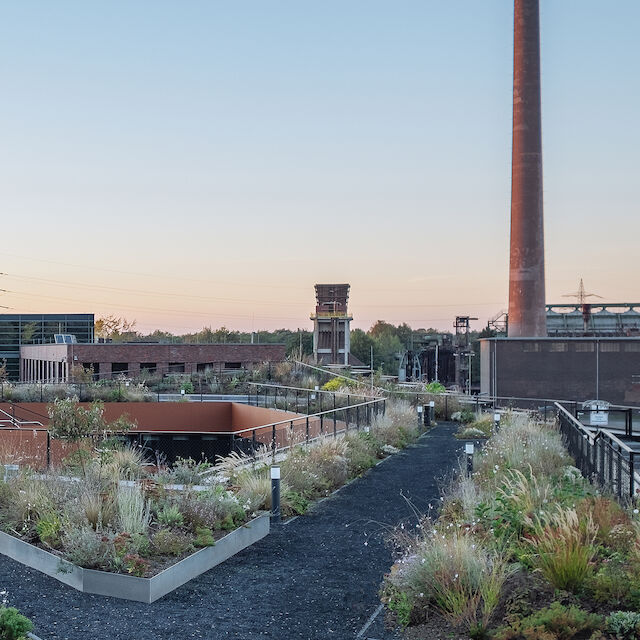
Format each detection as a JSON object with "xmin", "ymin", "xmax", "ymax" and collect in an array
[{"xmin": 0, "ymin": 423, "xmax": 461, "ymax": 640}]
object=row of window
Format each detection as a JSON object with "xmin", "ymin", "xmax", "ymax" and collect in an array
[
  {"xmin": 522, "ymin": 342, "xmax": 640, "ymax": 353},
  {"xmin": 80, "ymin": 362, "xmax": 244, "ymax": 376}
]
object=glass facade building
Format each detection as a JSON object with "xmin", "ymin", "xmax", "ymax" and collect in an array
[{"xmin": 0, "ymin": 314, "xmax": 94, "ymax": 380}]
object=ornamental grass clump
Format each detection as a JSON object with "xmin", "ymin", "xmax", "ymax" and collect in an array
[
  {"xmin": 524, "ymin": 506, "xmax": 598, "ymax": 592},
  {"xmin": 384, "ymin": 530, "xmax": 513, "ymax": 632},
  {"xmin": 476, "ymin": 415, "xmax": 570, "ymax": 481},
  {"xmin": 116, "ymin": 485, "xmax": 151, "ymax": 536},
  {"xmin": 371, "ymin": 400, "xmax": 419, "ymax": 449}
]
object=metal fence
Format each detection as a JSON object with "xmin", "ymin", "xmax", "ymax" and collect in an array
[{"xmin": 556, "ymin": 402, "xmax": 637, "ymax": 502}]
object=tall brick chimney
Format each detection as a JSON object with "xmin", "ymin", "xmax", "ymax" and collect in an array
[{"xmin": 508, "ymin": 0, "xmax": 546, "ymax": 337}]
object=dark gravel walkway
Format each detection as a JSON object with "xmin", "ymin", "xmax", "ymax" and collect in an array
[{"xmin": 0, "ymin": 423, "xmax": 461, "ymax": 640}]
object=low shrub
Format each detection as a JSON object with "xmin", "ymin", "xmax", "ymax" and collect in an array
[
  {"xmin": 157, "ymin": 505, "xmax": 184, "ymax": 528},
  {"xmin": 585, "ymin": 554, "xmax": 640, "ymax": 609},
  {"xmin": 152, "ymin": 529, "xmax": 194, "ymax": 556},
  {"xmin": 606, "ymin": 610, "xmax": 640, "ymax": 639},
  {"xmin": 35, "ymin": 513, "xmax": 63, "ymax": 548},
  {"xmin": 61, "ymin": 526, "xmax": 115, "ymax": 570},
  {"xmin": 0, "ymin": 606, "xmax": 34, "ymax": 640},
  {"xmin": 491, "ymin": 602, "xmax": 603, "ymax": 640},
  {"xmin": 194, "ymin": 527, "xmax": 215, "ymax": 547}
]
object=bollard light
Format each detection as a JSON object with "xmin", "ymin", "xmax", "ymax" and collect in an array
[
  {"xmin": 271, "ymin": 466, "xmax": 281, "ymax": 523},
  {"xmin": 465, "ymin": 443, "xmax": 474, "ymax": 478},
  {"xmin": 364, "ymin": 426, "xmax": 370, "ymax": 434},
  {"xmin": 494, "ymin": 412, "xmax": 501, "ymax": 431}
]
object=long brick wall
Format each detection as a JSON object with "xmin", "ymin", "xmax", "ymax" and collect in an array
[{"xmin": 19, "ymin": 343, "xmax": 286, "ymax": 381}]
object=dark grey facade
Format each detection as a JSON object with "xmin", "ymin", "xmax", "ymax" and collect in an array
[
  {"xmin": 480, "ymin": 337, "xmax": 640, "ymax": 406},
  {"xmin": 0, "ymin": 314, "xmax": 94, "ymax": 380}
]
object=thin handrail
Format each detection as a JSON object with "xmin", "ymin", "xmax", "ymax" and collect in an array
[
  {"xmin": 230, "ymin": 397, "xmax": 385, "ymax": 436},
  {"xmin": 247, "ymin": 381, "xmax": 377, "ymax": 399},
  {"xmin": 555, "ymin": 402, "xmax": 634, "ymax": 454}
]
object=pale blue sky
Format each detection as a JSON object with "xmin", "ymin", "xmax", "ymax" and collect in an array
[{"xmin": 1, "ymin": 1, "xmax": 638, "ymax": 333}]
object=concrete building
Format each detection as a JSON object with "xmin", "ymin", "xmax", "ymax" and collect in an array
[
  {"xmin": 19, "ymin": 342, "xmax": 286, "ymax": 382},
  {"xmin": 0, "ymin": 314, "xmax": 94, "ymax": 380},
  {"xmin": 310, "ymin": 284, "xmax": 355, "ymax": 366}
]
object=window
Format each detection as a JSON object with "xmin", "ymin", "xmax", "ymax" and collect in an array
[
  {"xmin": 168, "ymin": 362, "xmax": 185, "ymax": 373},
  {"xmin": 224, "ymin": 361, "xmax": 242, "ymax": 370},
  {"xmin": 140, "ymin": 362, "xmax": 157, "ymax": 373},
  {"xmin": 111, "ymin": 362, "xmax": 128, "ymax": 375},
  {"xmin": 81, "ymin": 362, "xmax": 100, "ymax": 381},
  {"xmin": 522, "ymin": 343, "xmax": 540, "ymax": 352},
  {"xmin": 575, "ymin": 342, "xmax": 595, "ymax": 352},
  {"xmin": 548, "ymin": 342, "xmax": 567, "ymax": 352},
  {"xmin": 197, "ymin": 362, "xmax": 214, "ymax": 373},
  {"xmin": 600, "ymin": 343, "xmax": 620, "ymax": 352},
  {"xmin": 624, "ymin": 343, "xmax": 640, "ymax": 352}
]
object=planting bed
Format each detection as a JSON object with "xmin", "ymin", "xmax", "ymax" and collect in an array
[
  {"xmin": 0, "ymin": 515, "xmax": 268, "ymax": 603},
  {"xmin": 382, "ymin": 412, "xmax": 640, "ymax": 640},
  {"xmin": 0, "ymin": 423, "xmax": 463, "ymax": 639}
]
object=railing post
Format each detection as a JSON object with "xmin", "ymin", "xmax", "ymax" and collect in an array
[
  {"xmin": 356, "ymin": 404, "xmax": 360, "ymax": 430},
  {"xmin": 230, "ymin": 433, "xmax": 235, "ymax": 454},
  {"xmin": 616, "ymin": 442, "xmax": 623, "ymax": 499},
  {"xmin": 307, "ymin": 391, "xmax": 310, "ymax": 414},
  {"xmin": 306, "ymin": 417, "xmax": 310, "ymax": 444},
  {"xmin": 608, "ymin": 440, "xmax": 614, "ymax": 489},
  {"xmin": 252, "ymin": 429, "xmax": 257, "ymax": 455},
  {"xmin": 628, "ymin": 409, "xmax": 633, "ymax": 439},
  {"xmin": 445, "ymin": 395, "xmax": 449, "ymax": 421},
  {"xmin": 320, "ymin": 413, "xmax": 324, "ymax": 435},
  {"xmin": 333, "ymin": 407, "xmax": 337, "ymax": 438},
  {"xmin": 272, "ymin": 424, "xmax": 277, "ymax": 462},
  {"xmin": 630, "ymin": 451, "xmax": 636, "ymax": 499},
  {"xmin": 46, "ymin": 431, "xmax": 51, "ymax": 469}
]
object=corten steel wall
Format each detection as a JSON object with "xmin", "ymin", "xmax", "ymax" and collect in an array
[
  {"xmin": 480, "ymin": 338, "xmax": 640, "ymax": 405},
  {"xmin": 508, "ymin": 0, "xmax": 546, "ymax": 337},
  {"xmin": 19, "ymin": 343, "xmax": 286, "ymax": 380},
  {"xmin": 0, "ymin": 402, "xmax": 307, "ymax": 468}
]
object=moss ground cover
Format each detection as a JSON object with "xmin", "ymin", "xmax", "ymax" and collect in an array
[{"xmin": 382, "ymin": 412, "xmax": 640, "ymax": 639}]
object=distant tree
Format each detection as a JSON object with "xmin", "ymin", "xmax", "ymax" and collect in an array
[
  {"xmin": 350, "ymin": 329, "xmax": 375, "ymax": 367},
  {"xmin": 95, "ymin": 315, "xmax": 139, "ymax": 342}
]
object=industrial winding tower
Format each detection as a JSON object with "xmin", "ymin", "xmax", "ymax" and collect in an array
[
  {"xmin": 508, "ymin": 0, "xmax": 547, "ymax": 337},
  {"xmin": 311, "ymin": 284, "xmax": 352, "ymax": 366}
]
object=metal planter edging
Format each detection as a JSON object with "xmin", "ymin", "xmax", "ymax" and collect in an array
[{"xmin": 0, "ymin": 514, "xmax": 270, "ymax": 603}]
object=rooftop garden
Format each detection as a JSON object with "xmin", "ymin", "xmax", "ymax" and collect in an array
[
  {"xmin": 381, "ymin": 413, "xmax": 640, "ymax": 640},
  {"xmin": 0, "ymin": 397, "xmax": 422, "ymax": 580}
]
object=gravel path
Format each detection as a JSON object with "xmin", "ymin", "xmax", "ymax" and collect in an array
[{"xmin": 1, "ymin": 423, "xmax": 461, "ymax": 640}]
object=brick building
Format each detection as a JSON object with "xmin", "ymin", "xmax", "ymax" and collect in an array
[
  {"xmin": 480, "ymin": 337, "xmax": 640, "ymax": 405},
  {"xmin": 19, "ymin": 343, "xmax": 286, "ymax": 382}
]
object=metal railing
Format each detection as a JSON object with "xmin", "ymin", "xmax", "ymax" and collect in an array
[
  {"xmin": 230, "ymin": 397, "xmax": 387, "ymax": 459},
  {"xmin": 556, "ymin": 402, "xmax": 637, "ymax": 501}
]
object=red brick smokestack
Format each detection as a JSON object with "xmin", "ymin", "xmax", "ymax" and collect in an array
[{"xmin": 508, "ymin": 0, "xmax": 546, "ymax": 337}]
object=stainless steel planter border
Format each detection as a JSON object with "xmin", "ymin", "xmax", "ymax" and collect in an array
[{"xmin": 0, "ymin": 514, "xmax": 269, "ymax": 603}]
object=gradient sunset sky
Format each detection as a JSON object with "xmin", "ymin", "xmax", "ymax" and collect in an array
[{"xmin": 1, "ymin": 1, "xmax": 638, "ymax": 334}]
